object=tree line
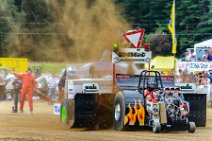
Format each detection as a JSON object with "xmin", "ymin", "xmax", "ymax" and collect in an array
[
  {"xmin": 113, "ymin": 0, "xmax": 212, "ymax": 57},
  {"xmin": 0, "ymin": 0, "xmax": 212, "ymax": 60}
]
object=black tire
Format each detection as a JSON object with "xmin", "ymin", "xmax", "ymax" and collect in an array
[
  {"xmin": 152, "ymin": 122, "xmax": 161, "ymax": 133},
  {"xmin": 188, "ymin": 122, "xmax": 196, "ymax": 133},
  {"xmin": 113, "ymin": 92, "xmax": 126, "ymax": 131},
  {"xmin": 60, "ymin": 99, "xmax": 72, "ymax": 125}
]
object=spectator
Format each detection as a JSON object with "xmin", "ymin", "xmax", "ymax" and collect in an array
[
  {"xmin": 188, "ymin": 49, "xmax": 196, "ymax": 62},
  {"xmin": 176, "ymin": 69, "xmax": 183, "ymax": 82},
  {"xmin": 202, "ymin": 73, "xmax": 209, "ymax": 86},
  {"xmin": 195, "ymin": 72, "xmax": 208, "ymax": 86},
  {"xmin": 208, "ymin": 71, "xmax": 212, "ymax": 84},
  {"xmin": 189, "ymin": 72, "xmax": 196, "ymax": 83},
  {"xmin": 195, "ymin": 72, "xmax": 202, "ymax": 85},
  {"xmin": 161, "ymin": 71, "xmax": 164, "ymax": 76},
  {"xmin": 184, "ymin": 51, "xmax": 190, "ymax": 62},
  {"xmin": 209, "ymin": 71, "xmax": 212, "ymax": 103},
  {"xmin": 197, "ymin": 57, "xmax": 202, "ymax": 61},
  {"xmin": 48, "ymin": 74, "xmax": 58, "ymax": 100},
  {"xmin": 175, "ymin": 75, "xmax": 181, "ymax": 83},
  {"xmin": 12, "ymin": 78, "xmax": 22, "ymax": 113},
  {"xmin": 0, "ymin": 75, "xmax": 6, "ymax": 100},
  {"xmin": 182, "ymin": 69, "xmax": 190, "ymax": 83},
  {"xmin": 202, "ymin": 50, "xmax": 209, "ymax": 61},
  {"xmin": 207, "ymin": 50, "xmax": 212, "ymax": 61},
  {"xmin": 34, "ymin": 67, "xmax": 41, "ymax": 78},
  {"xmin": 36, "ymin": 77, "xmax": 48, "ymax": 96}
]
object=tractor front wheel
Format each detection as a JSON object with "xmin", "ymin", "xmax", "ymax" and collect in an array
[
  {"xmin": 188, "ymin": 122, "xmax": 196, "ymax": 133},
  {"xmin": 152, "ymin": 122, "xmax": 161, "ymax": 133},
  {"xmin": 113, "ymin": 92, "xmax": 126, "ymax": 131}
]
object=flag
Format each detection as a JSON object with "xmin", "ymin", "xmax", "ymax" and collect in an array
[{"xmin": 168, "ymin": 0, "xmax": 177, "ymax": 54}]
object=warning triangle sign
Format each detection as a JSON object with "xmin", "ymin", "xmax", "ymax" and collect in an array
[{"xmin": 122, "ymin": 29, "xmax": 145, "ymax": 48}]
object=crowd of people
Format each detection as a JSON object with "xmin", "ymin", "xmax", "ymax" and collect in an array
[
  {"xmin": 182, "ymin": 49, "xmax": 212, "ymax": 62},
  {"xmin": 175, "ymin": 69, "xmax": 212, "ymax": 86},
  {"xmin": 177, "ymin": 47, "xmax": 212, "ymax": 86},
  {"xmin": 177, "ymin": 48, "xmax": 212, "ymax": 101},
  {"xmin": 12, "ymin": 68, "xmax": 38, "ymax": 114},
  {"xmin": 0, "ymin": 67, "xmax": 61, "ymax": 114}
]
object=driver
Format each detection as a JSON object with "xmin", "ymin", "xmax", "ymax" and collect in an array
[
  {"xmin": 144, "ymin": 82, "xmax": 158, "ymax": 103},
  {"xmin": 144, "ymin": 82, "xmax": 160, "ymax": 116}
]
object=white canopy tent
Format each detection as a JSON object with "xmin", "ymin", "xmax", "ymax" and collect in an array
[
  {"xmin": 194, "ymin": 39, "xmax": 212, "ymax": 48},
  {"xmin": 194, "ymin": 39, "xmax": 212, "ymax": 60}
]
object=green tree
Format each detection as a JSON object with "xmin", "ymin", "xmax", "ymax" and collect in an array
[
  {"xmin": 113, "ymin": 0, "xmax": 212, "ymax": 57},
  {"xmin": 0, "ymin": 0, "xmax": 25, "ymax": 57},
  {"xmin": 175, "ymin": 0, "xmax": 211, "ymax": 56},
  {"xmin": 17, "ymin": 0, "xmax": 53, "ymax": 60}
]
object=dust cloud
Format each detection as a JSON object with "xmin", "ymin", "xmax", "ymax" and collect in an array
[
  {"xmin": 1, "ymin": 0, "xmax": 129, "ymax": 62},
  {"xmin": 45, "ymin": 0, "xmax": 129, "ymax": 62}
]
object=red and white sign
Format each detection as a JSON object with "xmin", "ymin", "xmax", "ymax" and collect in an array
[{"xmin": 122, "ymin": 29, "xmax": 145, "ymax": 48}]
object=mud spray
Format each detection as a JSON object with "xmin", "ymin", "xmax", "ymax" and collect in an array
[
  {"xmin": 45, "ymin": 0, "xmax": 129, "ymax": 62},
  {"xmin": 1, "ymin": 0, "xmax": 129, "ymax": 62}
]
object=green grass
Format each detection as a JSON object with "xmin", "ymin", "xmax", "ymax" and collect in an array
[{"xmin": 29, "ymin": 62, "xmax": 67, "ymax": 74}]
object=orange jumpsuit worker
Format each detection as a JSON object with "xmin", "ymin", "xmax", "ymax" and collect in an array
[{"xmin": 13, "ymin": 68, "xmax": 38, "ymax": 114}]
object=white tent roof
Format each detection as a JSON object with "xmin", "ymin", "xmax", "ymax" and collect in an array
[{"xmin": 194, "ymin": 39, "xmax": 212, "ymax": 48}]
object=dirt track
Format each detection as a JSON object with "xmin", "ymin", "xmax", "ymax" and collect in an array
[{"xmin": 0, "ymin": 101, "xmax": 212, "ymax": 141}]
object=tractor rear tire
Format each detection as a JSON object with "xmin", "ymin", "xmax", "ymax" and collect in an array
[
  {"xmin": 152, "ymin": 122, "xmax": 161, "ymax": 133},
  {"xmin": 60, "ymin": 99, "xmax": 72, "ymax": 125},
  {"xmin": 113, "ymin": 92, "xmax": 126, "ymax": 131},
  {"xmin": 188, "ymin": 122, "xmax": 196, "ymax": 133}
]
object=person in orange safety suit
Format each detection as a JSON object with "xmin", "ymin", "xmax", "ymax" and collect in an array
[{"xmin": 13, "ymin": 68, "xmax": 38, "ymax": 114}]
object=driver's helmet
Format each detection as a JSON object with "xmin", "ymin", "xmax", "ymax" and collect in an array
[
  {"xmin": 146, "ymin": 81, "xmax": 158, "ymax": 90},
  {"xmin": 146, "ymin": 82, "xmax": 158, "ymax": 89},
  {"xmin": 146, "ymin": 82, "xmax": 151, "ymax": 88}
]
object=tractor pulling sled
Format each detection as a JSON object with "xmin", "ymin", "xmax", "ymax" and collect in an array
[{"xmin": 60, "ymin": 29, "xmax": 205, "ymax": 133}]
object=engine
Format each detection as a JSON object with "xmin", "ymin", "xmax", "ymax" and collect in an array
[{"xmin": 165, "ymin": 91, "xmax": 190, "ymax": 123}]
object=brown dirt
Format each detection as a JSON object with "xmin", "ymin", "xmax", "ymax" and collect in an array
[{"xmin": 0, "ymin": 101, "xmax": 212, "ymax": 141}]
